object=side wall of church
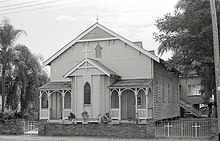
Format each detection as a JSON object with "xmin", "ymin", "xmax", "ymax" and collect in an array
[
  {"xmin": 50, "ymin": 39, "xmax": 153, "ymax": 81},
  {"xmin": 153, "ymin": 61, "xmax": 180, "ymax": 120},
  {"xmin": 71, "ymin": 75, "xmax": 112, "ymax": 120}
]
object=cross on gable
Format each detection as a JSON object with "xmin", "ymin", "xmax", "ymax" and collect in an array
[{"xmin": 83, "ymin": 46, "xmax": 90, "ymax": 59}]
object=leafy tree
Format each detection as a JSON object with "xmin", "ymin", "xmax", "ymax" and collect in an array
[
  {"xmin": 154, "ymin": 0, "xmax": 220, "ymax": 117},
  {"xmin": 0, "ymin": 19, "xmax": 25, "ymax": 112},
  {"xmin": 0, "ymin": 19, "xmax": 49, "ymax": 118},
  {"xmin": 12, "ymin": 44, "xmax": 49, "ymax": 116}
]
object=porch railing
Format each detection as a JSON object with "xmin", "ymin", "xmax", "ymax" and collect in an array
[
  {"xmin": 64, "ymin": 109, "xmax": 71, "ymax": 119},
  {"xmin": 111, "ymin": 108, "xmax": 119, "ymax": 120},
  {"xmin": 40, "ymin": 109, "xmax": 48, "ymax": 119},
  {"xmin": 137, "ymin": 109, "xmax": 146, "ymax": 119}
]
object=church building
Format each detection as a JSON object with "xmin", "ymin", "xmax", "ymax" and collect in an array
[{"xmin": 39, "ymin": 22, "xmax": 180, "ymax": 122}]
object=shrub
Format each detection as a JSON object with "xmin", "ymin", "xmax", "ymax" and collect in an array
[
  {"xmin": 97, "ymin": 112, "xmax": 111, "ymax": 124},
  {"xmin": 81, "ymin": 111, "xmax": 89, "ymax": 122},
  {"xmin": 68, "ymin": 112, "xmax": 76, "ymax": 120}
]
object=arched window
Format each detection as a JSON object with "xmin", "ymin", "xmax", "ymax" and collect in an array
[
  {"xmin": 111, "ymin": 91, "xmax": 119, "ymax": 108},
  {"xmin": 137, "ymin": 89, "xmax": 146, "ymax": 109},
  {"xmin": 41, "ymin": 92, "xmax": 48, "ymax": 109},
  {"xmin": 84, "ymin": 82, "xmax": 91, "ymax": 104},
  {"xmin": 64, "ymin": 91, "xmax": 71, "ymax": 109},
  {"xmin": 95, "ymin": 42, "xmax": 102, "ymax": 58},
  {"xmin": 162, "ymin": 81, "xmax": 165, "ymax": 102}
]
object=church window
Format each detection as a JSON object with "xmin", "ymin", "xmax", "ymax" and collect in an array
[
  {"xmin": 168, "ymin": 84, "xmax": 170, "ymax": 102},
  {"xmin": 162, "ymin": 81, "xmax": 165, "ymax": 102},
  {"xmin": 95, "ymin": 42, "xmax": 102, "ymax": 58},
  {"xmin": 172, "ymin": 85, "xmax": 175, "ymax": 103},
  {"xmin": 84, "ymin": 82, "xmax": 91, "ymax": 104}
]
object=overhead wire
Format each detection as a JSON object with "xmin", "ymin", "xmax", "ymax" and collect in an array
[
  {"xmin": 1, "ymin": 1, "xmax": 85, "ymax": 15},
  {"xmin": 0, "ymin": 0, "xmax": 64, "ymax": 12},
  {"xmin": 0, "ymin": 0, "xmax": 46, "ymax": 9}
]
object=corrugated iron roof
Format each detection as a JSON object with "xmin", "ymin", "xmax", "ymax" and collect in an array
[
  {"xmin": 109, "ymin": 79, "xmax": 152, "ymax": 88},
  {"xmin": 64, "ymin": 58, "xmax": 121, "ymax": 78},
  {"xmin": 87, "ymin": 58, "xmax": 120, "ymax": 78},
  {"xmin": 39, "ymin": 81, "xmax": 71, "ymax": 90}
]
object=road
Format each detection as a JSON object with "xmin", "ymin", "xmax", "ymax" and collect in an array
[{"xmin": 0, "ymin": 135, "xmax": 212, "ymax": 141}]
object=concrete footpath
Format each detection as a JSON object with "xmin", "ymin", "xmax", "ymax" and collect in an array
[{"xmin": 0, "ymin": 135, "xmax": 212, "ymax": 141}]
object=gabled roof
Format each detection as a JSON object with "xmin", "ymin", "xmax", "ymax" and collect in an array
[
  {"xmin": 109, "ymin": 79, "xmax": 152, "ymax": 88},
  {"xmin": 63, "ymin": 58, "xmax": 121, "ymax": 78},
  {"xmin": 39, "ymin": 81, "xmax": 71, "ymax": 90},
  {"xmin": 43, "ymin": 23, "xmax": 159, "ymax": 66}
]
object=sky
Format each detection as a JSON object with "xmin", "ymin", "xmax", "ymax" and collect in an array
[{"xmin": 0, "ymin": 0, "xmax": 179, "ymax": 73}]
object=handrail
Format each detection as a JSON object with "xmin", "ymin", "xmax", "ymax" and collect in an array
[{"xmin": 179, "ymin": 99, "xmax": 202, "ymax": 117}]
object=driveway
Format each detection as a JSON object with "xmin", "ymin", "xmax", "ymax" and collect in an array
[{"xmin": 0, "ymin": 135, "xmax": 212, "ymax": 141}]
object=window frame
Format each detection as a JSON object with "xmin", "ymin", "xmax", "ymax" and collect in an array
[
  {"xmin": 95, "ymin": 42, "xmax": 102, "ymax": 58},
  {"xmin": 187, "ymin": 84, "xmax": 201, "ymax": 96},
  {"xmin": 84, "ymin": 82, "xmax": 91, "ymax": 105}
]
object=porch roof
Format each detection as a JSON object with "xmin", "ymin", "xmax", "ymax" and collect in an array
[
  {"xmin": 38, "ymin": 81, "xmax": 71, "ymax": 90},
  {"xmin": 109, "ymin": 79, "xmax": 152, "ymax": 88},
  {"xmin": 64, "ymin": 58, "xmax": 121, "ymax": 78}
]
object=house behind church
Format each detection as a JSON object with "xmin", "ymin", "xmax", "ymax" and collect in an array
[{"xmin": 39, "ymin": 22, "xmax": 180, "ymax": 122}]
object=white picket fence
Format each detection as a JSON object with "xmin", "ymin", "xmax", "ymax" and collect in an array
[{"xmin": 155, "ymin": 119, "xmax": 211, "ymax": 138}]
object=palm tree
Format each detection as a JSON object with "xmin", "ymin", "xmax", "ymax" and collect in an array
[{"xmin": 0, "ymin": 19, "xmax": 25, "ymax": 112}]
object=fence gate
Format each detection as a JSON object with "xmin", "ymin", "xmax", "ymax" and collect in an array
[
  {"xmin": 24, "ymin": 120, "xmax": 38, "ymax": 135},
  {"xmin": 155, "ymin": 119, "xmax": 211, "ymax": 138}
]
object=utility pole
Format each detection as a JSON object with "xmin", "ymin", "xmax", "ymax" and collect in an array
[{"xmin": 210, "ymin": 0, "xmax": 220, "ymax": 140}]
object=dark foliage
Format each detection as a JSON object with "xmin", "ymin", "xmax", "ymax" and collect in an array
[{"xmin": 154, "ymin": 0, "xmax": 220, "ymax": 117}]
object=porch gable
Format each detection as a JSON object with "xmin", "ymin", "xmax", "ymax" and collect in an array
[{"xmin": 64, "ymin": 58, "xmax": 121, "ymax": 78}]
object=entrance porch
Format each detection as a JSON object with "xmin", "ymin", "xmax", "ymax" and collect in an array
[
  {"xmin": 39, "ymin": 81, "xmax": 72, "ymax": 120},
  {"xmin": 109, "ymin": 79, "xmax": 153, "ymax": 121}
]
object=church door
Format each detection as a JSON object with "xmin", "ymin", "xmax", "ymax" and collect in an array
[
  {"xmin": 121, "ymin": 90, "xmax": 135, "ymax": 120},
  {"xmin": 51, "ymin": 92, "xmax": 62, "ymax": 119}
]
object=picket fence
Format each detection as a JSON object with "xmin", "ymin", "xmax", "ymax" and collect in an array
[{"xmin": 155, "ymin": 118, "xmax": 211, "ymax": 138}]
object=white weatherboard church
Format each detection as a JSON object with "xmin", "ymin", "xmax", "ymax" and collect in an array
[{"xmin": 39, "ymin": 22, "xmax": 180, "ymax": 122}]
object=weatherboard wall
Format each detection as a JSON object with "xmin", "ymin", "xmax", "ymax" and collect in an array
[
  {"xmin": 153, "ymin": 61, "xmax": 180, "ymax": 120},
  {"xmin": 71, "ymin": 75, "xmax": 111, "ymax": 120},
  {"xmin": 50, "ymin": 39, "xmax": 153, "ymax": 81}
]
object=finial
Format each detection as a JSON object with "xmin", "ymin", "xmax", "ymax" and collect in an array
[{"xmin": 96, "ymin": 12, "xmax": 99, "ymax": 23}]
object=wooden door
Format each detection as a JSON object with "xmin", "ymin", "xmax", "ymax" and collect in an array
[
  {"xmin": 51, "ymin": 92, "xmax": 62, "ymax": 119},
  {"xmin": 121, "ymin": 90, "xmax": 135, "ymax": 120},
  {"xmin": 127, "ymin": 92, "xmax": 135, "ymax": 119},
  {"xmin": 121, "ymin": 93, "xmax": 127, "ymax": 119}
]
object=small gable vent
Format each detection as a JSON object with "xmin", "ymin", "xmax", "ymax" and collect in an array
[{"xmin": 133, "ymin": 41, "xmax": 143, "ymax": 48}]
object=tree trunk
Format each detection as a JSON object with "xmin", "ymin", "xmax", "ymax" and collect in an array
[
  {"xmin": 1, "ymin": 54, "xmax": 6, "ymax": 113},
  {"xmin": 20, "ymin": 79, "xmax": 27, "ymax": 116}
]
